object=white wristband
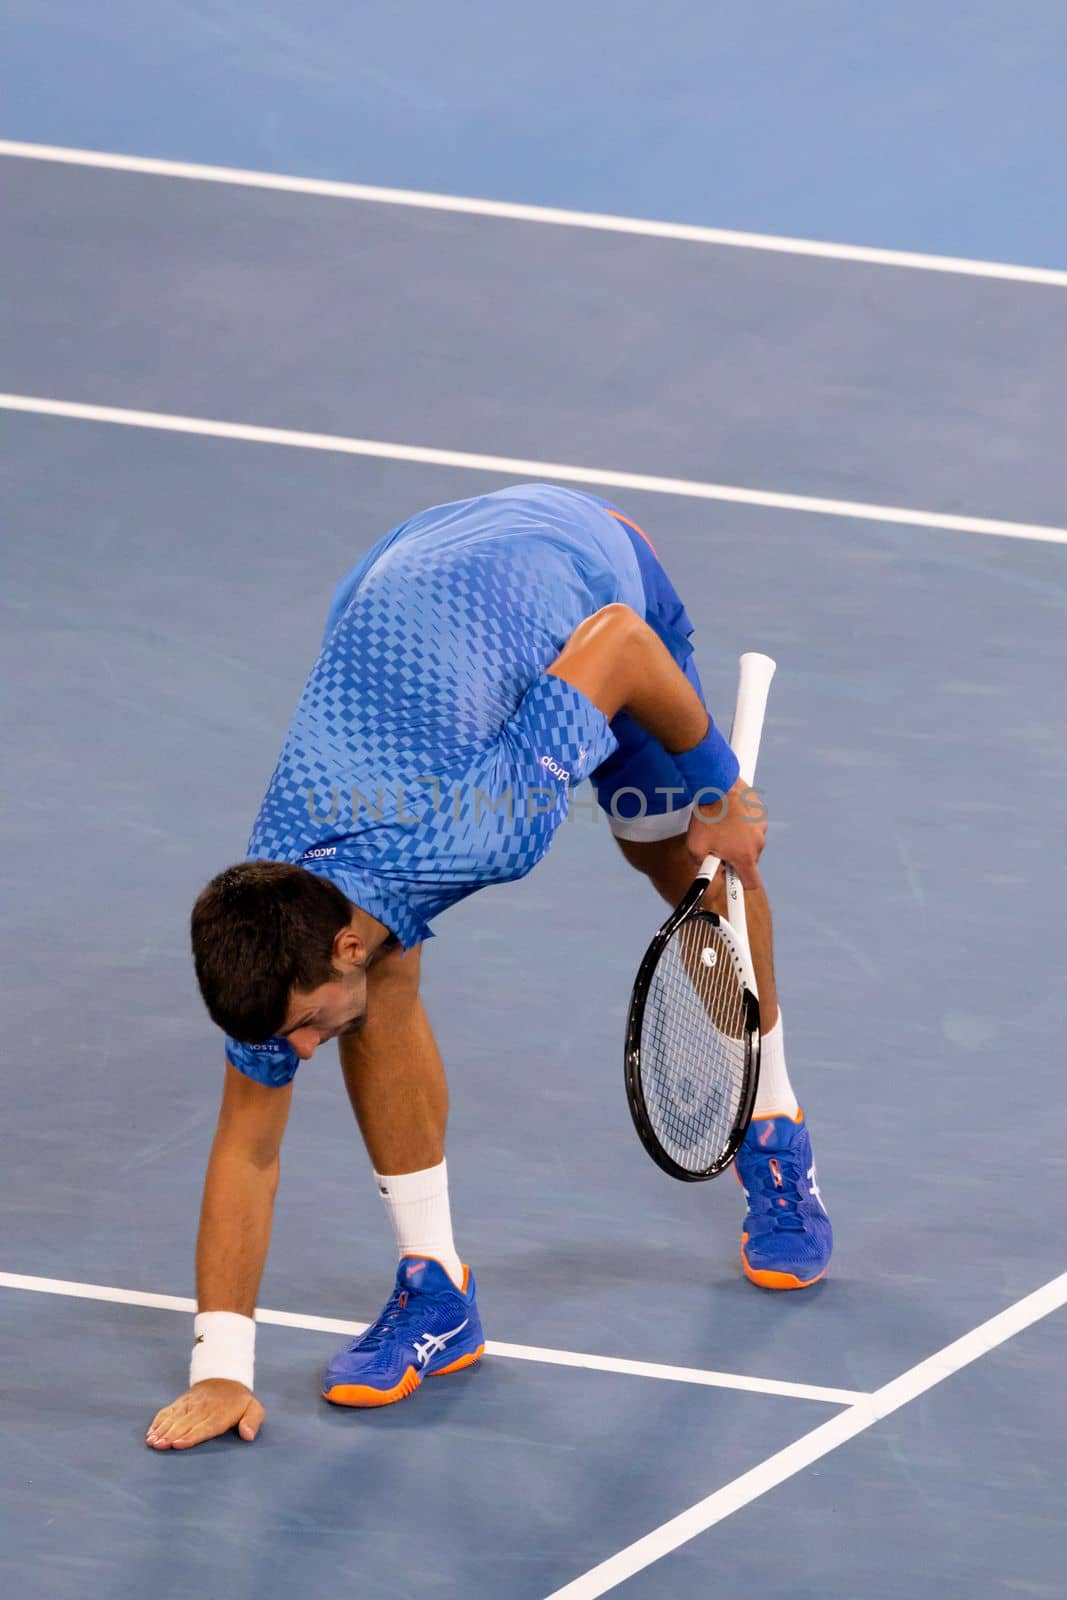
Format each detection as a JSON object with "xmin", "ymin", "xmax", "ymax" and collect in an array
[{"xmin": 189, "ymin": 1311, "xmax": 255, "ymax": 1390}]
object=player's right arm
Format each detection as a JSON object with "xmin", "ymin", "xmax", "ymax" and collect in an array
[
  {"xmin": 547, "ymin": 604, "xmax": 765, "ymax": 885},
  {"xmin": 145, "ymin": 1062, "xmax": 293, "ymax": 1450}
]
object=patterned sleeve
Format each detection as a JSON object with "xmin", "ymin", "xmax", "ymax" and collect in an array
[
  {"xmin": 507, "ymin": 672, "xmax": 619, "ymax": 786},
  {"xmin": 225, "ymin": 1035, "xmax": 301, "ymax": 1087}
]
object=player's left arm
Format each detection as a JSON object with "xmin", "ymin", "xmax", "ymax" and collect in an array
[{"xmin": 546, "ymin": 605, "xmax": 765, "ymax": 884}]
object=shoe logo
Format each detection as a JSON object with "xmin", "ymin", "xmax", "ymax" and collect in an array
[
  {"xmin": 413, "ymin": 1317, "xmax": 469, "ymax": 1368},
  {"xmin": 807, "ymin": 1163, "xmax": 826, "ymax": 1213},
  {"xmin": 757, "ymin": 1121, "xmax": 775, "ymax": 1147},
  {"xmin": 402, "ymin": 1258, "xmax": 428, "ymax": 1283}
]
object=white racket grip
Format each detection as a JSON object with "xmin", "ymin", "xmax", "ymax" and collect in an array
[
  {"xmin": 696, "ymin": 651, "xmax": 776, "ymax": 888},
  {"xmin": 729, "ymin": 652, "xmax": 776, "ymax": 785}
]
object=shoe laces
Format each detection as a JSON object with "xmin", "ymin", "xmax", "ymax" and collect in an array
[
  {"xmin": 750, "ymin": 1150, "xmax": 808, "ymax": 1232},
  {"xmin": 344, "ymin": 1286, "xmax": 421, "ymax": 1353}
]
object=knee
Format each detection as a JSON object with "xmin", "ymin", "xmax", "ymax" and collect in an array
[
  {"xmin": 615, "ymin": 832, "xmax": 688, "ymax": 879},
  {"xmin": 616, "ymin": 832, "xmax": 691, "ymax": 903},
  {"xmin": 616, "ymin": 832, "xmax": 727, "ymax": 914}
]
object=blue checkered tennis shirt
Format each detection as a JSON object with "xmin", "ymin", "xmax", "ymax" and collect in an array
[{"xmin": 227, "ymin": 484, "xmax": 644, "ymax": 1084}]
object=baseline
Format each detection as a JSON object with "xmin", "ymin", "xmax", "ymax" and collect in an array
[{"xmin": 3, "ymin": 140, "xmax": 1067, "ymax": 289}]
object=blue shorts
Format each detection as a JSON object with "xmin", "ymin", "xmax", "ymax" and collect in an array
[{"xmin": 590, "ymin": 508, "xmax": 707, "ymax": 842}]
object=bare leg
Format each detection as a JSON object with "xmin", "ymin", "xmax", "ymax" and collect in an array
[
  {"xmin": 338, "ymin": 945, "xmax": 448, "ymax": 1174},
  {"xmin": 324, "ymin": 949, "xmax": 478, "ymax": 1399},
  {"xmin": 615, "ymin": 833, "xmax": 780, "ymax": 1031},
  {"xmin": 616, "ymin": 835, "xmax": 829, "ymax": 1290}
]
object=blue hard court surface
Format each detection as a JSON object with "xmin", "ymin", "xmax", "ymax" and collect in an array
[{"xmin": 2, "ymin": 8, "xmax": 1066, "ymax": 1598}]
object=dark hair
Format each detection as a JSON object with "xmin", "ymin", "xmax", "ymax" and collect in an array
[{"xmin": 191, "ymin": 861, "xmax": 353, "ymax": 1042}]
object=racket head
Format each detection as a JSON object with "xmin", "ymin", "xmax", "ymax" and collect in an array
[{"xmin": 625, "ymin": 900, "xmax": 761, "ymax": 1182}]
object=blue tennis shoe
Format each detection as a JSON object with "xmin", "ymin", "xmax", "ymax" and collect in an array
[
  {"xmin": 735, "ymin": 1110, "xmax": 832, "ymax": 1289},
  {"xmin": 323, "ymin": 1256, "xmax": 485, "ymax": 1407}
]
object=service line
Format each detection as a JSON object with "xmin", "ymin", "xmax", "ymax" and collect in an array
[
  {"xmin": 2, "ymin": 393, "xmax": 1066, "ymax": 547},
  {"xmin": 0, "ymin": 1270, "xmax": 860, "ymax": 1407}
]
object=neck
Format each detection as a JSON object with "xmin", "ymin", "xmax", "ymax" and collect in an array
[{"xmin": 350, "ymin": 904, "xmax": 394, "ymax": 958}]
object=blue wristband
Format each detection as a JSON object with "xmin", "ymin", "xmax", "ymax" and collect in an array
[{"xmin": 672, "ymin": 718, "xmax": 739, "ymax": 806}]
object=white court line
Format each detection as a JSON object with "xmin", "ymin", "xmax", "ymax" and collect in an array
[
  {"xmin": 3, "ymin": 392, "xmax": 1067, "ymax": 548},
  {"xmin": 543, "ymin": 1268, "xmax": 1067, "ymax": 1599},
  {"xmin": 0, "ymin": 1271, "xmax": 861, "ymax": 1407},
  {"xmin": 3, "ymin": 138, "xmax": 1067, "ymax": 288}
]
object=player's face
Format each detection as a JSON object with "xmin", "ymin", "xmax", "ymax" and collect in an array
[{"xmin": 278, "ymin": 967, "xmax": 369, "ymax": 1060}]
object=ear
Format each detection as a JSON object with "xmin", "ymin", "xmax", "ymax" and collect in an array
[{"xmin": 333, "ymin": 920, "xmax": 367, "ymax": 971}]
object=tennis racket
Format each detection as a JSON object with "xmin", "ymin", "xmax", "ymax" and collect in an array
[{"xmin": 624, "ymin": 652, "xmax": 776, "ymax": 1181}]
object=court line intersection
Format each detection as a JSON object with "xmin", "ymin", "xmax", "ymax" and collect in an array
[
  {"xmin": 545, "ymin": 1267, "xmax": 1067, "ymax": 1598},
  {"xmin": 4, "ymin": 1267, "xmax": 1065, "ymax": 1596},
  {"xmin": 4, "ymin": 133, "xmax": 1065, "ymax": 1598}
]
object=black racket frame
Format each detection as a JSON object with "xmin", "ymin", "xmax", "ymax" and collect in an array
[{"xmin": 624, "ymin": 884, "xmax": 761, "ymax": 1182}]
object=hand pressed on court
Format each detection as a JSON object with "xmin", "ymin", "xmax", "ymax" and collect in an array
[
  {"xmin": 146, "ymin": 1379, "xmax": 264, "ymax": 1450},
  {"xmin": 685, "ymin": 777, "xmax": 766, "ymax": 888}
]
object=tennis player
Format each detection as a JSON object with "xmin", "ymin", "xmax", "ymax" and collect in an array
[{"xmin": 146, "ymin": 484, "xmax": 831, "ymax": 1450}]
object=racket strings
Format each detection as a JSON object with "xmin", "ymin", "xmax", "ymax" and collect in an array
[{"xmin": 641, "ymin": 918, "xmax": 750, "ymax": 1169}]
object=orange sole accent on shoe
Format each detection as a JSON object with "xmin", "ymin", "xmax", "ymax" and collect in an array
[
  {"xmin": 428, "ymin": 1343, "xmax": 485, "ymax": 1378},
  {"xmin": 741, "ymin": 1235, "xmax": 827, "ymax": 1291},
  {"xmin": 322, "ymin": 1365, "xmax": 421, "ymax": 1408}
]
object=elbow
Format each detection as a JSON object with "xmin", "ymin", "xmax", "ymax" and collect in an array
[
  {"xmin": 590, "ymin": 602, "xmax": 641, "ymax": 639},
  {"xmin": 582, "ymin": 603, "xmax": 645, "ymax": 703},
  {"xmin": 567, "ymin": 603, "xmax": 641, "ymax": 644},
  {"xmin": 547, "ymin": 604, "xmax": 645, "ymax": 721},
  {"xmin": 595, "ymin": 606, "xmax": 647, "ymax": 677}
]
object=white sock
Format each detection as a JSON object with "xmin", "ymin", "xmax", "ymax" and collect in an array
[
  {"xmin": 374, "ymin": 1159, "xmax": 464, "ymax": 1289},
  {"xmin": 753, "ymin": 1013, "xmax": 800, "ymax": 1120}
]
